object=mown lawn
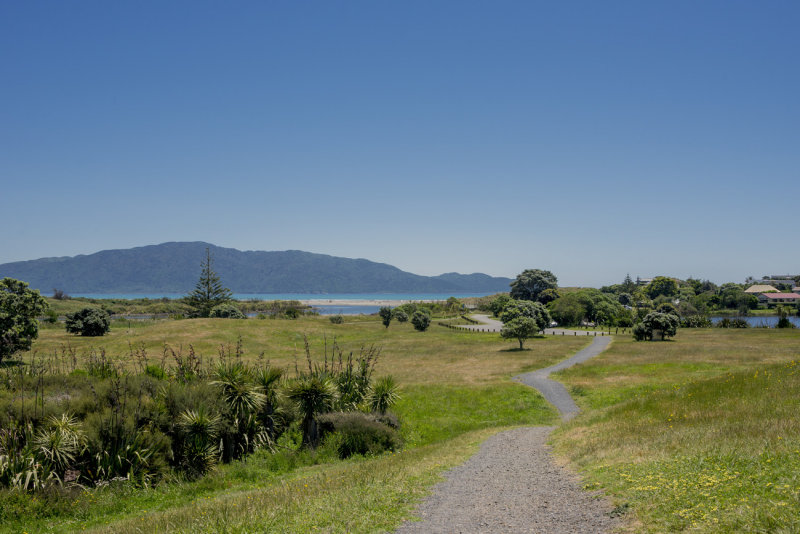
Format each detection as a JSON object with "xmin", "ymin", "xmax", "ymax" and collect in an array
[
  {"xmin": 552, "ymin": 328, "xmax": 800, "ymax": 533},
  {"xmin": 2, "ymin": 315, "xmax": 586, "ymax": 533}
]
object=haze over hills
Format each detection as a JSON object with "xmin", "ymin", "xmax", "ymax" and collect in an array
[{"xmin": 0, "ymin": 242, "xmax": 513, "ymax": 295}]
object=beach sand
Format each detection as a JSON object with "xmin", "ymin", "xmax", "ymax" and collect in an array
[{"xmin": 299, "ymin": 298, "xmax": 445, "ymax": 306}]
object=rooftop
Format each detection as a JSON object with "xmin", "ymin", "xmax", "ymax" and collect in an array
[{"xmin": 744, "ymin": 285, "xmax": 779, "ymax": 293}]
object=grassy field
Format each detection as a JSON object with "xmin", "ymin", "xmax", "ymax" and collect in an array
[
  {"xmin": 41, "ymin": 297, "xmax": 312, "ymax": 317},
  {"xmin": 3, "ymin": 315, "xmax": 587, "ymax": 533},
  {"xmin": 29, "ymin": 316, "xmax": 586, "ymax": 385},
  {"xmin": 9, "ymin": 317, "xmax": 799, "ymax": 532},
  {"xmin": 552, "ymin": 328, "xmax": 800, "ymax": 532}
]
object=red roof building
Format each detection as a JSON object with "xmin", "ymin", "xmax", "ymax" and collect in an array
[{"xmin": 758, "ymin": 293, "xmax": 800, "ymax": 306}]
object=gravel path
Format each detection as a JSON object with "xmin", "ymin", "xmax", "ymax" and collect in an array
[
  {"xmin": 514, "ymin": 335, "xmax": 612, "ymax": 421},
  {"xmin": 394, "ymin": 427, "xmax": 617, "ymax": 534},
  {"xmin": 394, "ymin": 316, "xmax": 617, "ymax": 533}
]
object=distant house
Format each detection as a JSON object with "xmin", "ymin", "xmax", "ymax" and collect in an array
[
  {"xmin": 757, "ymin": 293, "xmax": 800, "ymax": 307},
  {"xmin": 744, "ymin": 284, "xmax": 779, "ymax": 295},
  {"xmin": 793, "ymin": 286, "xmax": 800, "ymax": 294},
  {"xmin": 758, "ymin": 276, "xmax": 799, "ymax": 289}
]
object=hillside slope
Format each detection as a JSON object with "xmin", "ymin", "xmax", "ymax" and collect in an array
[{"xmin": 0, "ymin": 242, "xmax": 512, "ymax": 294}]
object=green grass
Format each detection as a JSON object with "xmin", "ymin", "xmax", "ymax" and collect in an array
[
  {"xmin": 2, "ymin": 315, "xmax": 583, "ymax": 533},
  {"xmin": 553, "ymin": 328, "xmax": 800, "ymax": 532}
]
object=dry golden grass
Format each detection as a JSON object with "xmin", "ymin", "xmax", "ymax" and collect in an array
[{"xmin": 31, "ymin": 316, "xmax": 588, "ymax": 386}]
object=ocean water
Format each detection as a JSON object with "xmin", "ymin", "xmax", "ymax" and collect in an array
[{"xmin": 67, "ymin": 292, "xmax": 493, "ymax": 301}]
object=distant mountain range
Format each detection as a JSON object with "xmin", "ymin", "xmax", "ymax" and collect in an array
[{"xmin": 0, "ymin": 242, "xmax": 512, "ymax": 295}]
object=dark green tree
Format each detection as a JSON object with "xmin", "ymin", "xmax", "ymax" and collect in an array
[
  {"xmin": 0, "ymin": 278, "xmax": 49, "ymax": 363},
  {"xmin": 186, "ymin": 248, "xmax": 233, "ymax": 318},
  {"xmin": 501, "ymin": 317, "xmax": 539, "ymax": 350},
  {"xmin": 548, "ymin": 293, "xmax": 585, "ymax": 326},
  {"xmin": 65, "ymin": 307, "xmax": 111, "ymax": 336},
  {"xmin": 489, "ymin": 294, "xmax": 511, "ymax": 317},
  {"xmin": 621, "ymin": 273, "xmax": 636, "ymax": 294},
  {"xmin": 645, "ymin": 276, "xmax": 678, "ymax": 299},
  {"xmin": 633, "ymin": 312, "xmax": 679, "ymax": 341},
  {"xmin": 410, "ymin": 311, "xmax": 431, "ymax": 331},
  {"xmin": 537, "ymin": 288, "xmax": 560, "ymax": 305},
  {"xmin": 500, "ymin": 300, "xmax": 551, "ymax": 329},
  {"xmin": 509, "ymin": 269, "xmax": 558, "ymax": 302},
  {"xmin": 379, "ymin": 306, "xmax": 393, "ymax": 328},
  {"xmin": 500, "ymin": 299, "xmax": 551, "ymax": 349},
  {"xmin": 392, "ymin": 309, "xmax": 409, "ymax": 323}
]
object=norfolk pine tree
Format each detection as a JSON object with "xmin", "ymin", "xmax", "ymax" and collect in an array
[{"xmin": 186, "ymin": 248, "xmax": 233, "ymax": 317}]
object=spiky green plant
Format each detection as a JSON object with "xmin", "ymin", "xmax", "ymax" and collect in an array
[
  {"xmin": 369, "ymin": 375, "xmax": 401, "ymax": 415},
  {"xmin": 91, "ymin": 431, "xmax": 155, "ymax": 486},
  {"xmin": 254, "ymin": 366, "xmax": 284, "ymax": 438},
  {"xmin": 34, "ymin": 413, "xmax": 87, "ymax": 475},
  {"xmin": 0, "ymin": 422, "xmax": 54, "ymax": 490},
  {"xmin": 177, "ymin": 408, "xmax": 221, "ymax": 477},
  {"xmin": 212, "ymin": 362, "xmax": 266, "ymax": 460},
  {"xmin": 286, "ymin": 376, "xmax": 338, "ymax": 448},
  {"xmin": 212, "ymin": 362, "xmax": 265, "ymax": 418}
]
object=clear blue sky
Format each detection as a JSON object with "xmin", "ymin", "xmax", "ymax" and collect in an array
[{"xmin": 2, "ymin": 1, "xmax": 798, "ymax": 287}]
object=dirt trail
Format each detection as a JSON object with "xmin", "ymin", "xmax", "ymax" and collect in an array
[{"xmin": 394, "ymin": 316, "xmax": 616, "ymax": 533}]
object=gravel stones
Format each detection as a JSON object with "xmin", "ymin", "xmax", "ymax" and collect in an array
[{"xmin": 395, "ymin": 427, "xmax": 618, "ymax": 533}]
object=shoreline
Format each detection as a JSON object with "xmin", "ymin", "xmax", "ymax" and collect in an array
[{"xmin": 300, "ymin": 298, "xmax": 445, "ymax": 306}]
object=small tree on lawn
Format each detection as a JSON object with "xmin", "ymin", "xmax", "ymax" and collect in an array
[
  {"xmin": 501, "ymin": 317, "xmax": 539, "ymax": 350},
  {"xmin": 499, "ymin": 299, "xmax": 551, "ymax": 349},
  {"xmin": 186, "ymin": 248, "xmax": 233, "ymax": 318},
  {"xmin": 633, "ymin": 312, "xmax": 679, "ymax": 341},
  {"xmin": 379, "ymin": 306, "xmax": 392, "ymax": 328},
  {"xmin": 0, "ymin": 278, "xmax": 49, "ymax": 364}
]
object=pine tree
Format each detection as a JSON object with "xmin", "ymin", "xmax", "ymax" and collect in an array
[
  {"xmin": 186, "ymin": 248, "xmax": 233, "ymax": 317},
  {"xmin": 622, "ymin": 273, "xmax": 636, "ymax": 294}
]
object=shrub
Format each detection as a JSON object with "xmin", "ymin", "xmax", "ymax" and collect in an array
[
  {"xmin": 411, "ymin": 311, "xmax": 431, "ymax": 331},
  {"xmin": 632, "ymin": 322, "xmax": 649, "ymax": 341},
  {"xmin": 209, "ymin": 304, "xmax": 245, "ymax": 319},
  {"xmin": 144, "ymin": 365, "xmax": 167, "ymax": 380},
  {"xmin": 317, "ymin": 412, "xmax": 402, "ymax": 459},
  {"xmin": 41, "ymin": 309, "xmax": 58, "ymax": 324},
  {"xmin": 716, "ymin": 317, "xmax": 749, "ymax": 329},
  {"xmin": 379, "ymin": 307, "xmax": 392, "ymax": 328},
  {"xmin": 392, "ymin": 310, "xmax": 408, "ymax": 323},
  {"xmin": 656, "ymin": 302, "xmax": 678, "ymax": 315},
  {"xmin": 1, "ymin": 278, "xmax": 49, "ymax": 363},
  {"xmin": 681, "ymin": 315, "xmax": 713, "ymax": 328},
  {"xmin": 329, "ymin": 315, "xmax": 344, "ymax": 324},
  {"xmin": 65, "ymin": 307, "xmax": 110, "ymax": 337},
  {"xmin": 617, "ymin": 315, "xmax": 634, "ymax": 328}
]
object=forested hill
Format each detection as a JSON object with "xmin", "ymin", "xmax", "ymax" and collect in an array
[{"xmin": 0, "ymin": 242, "xmax": 513, "ymax": 294}]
